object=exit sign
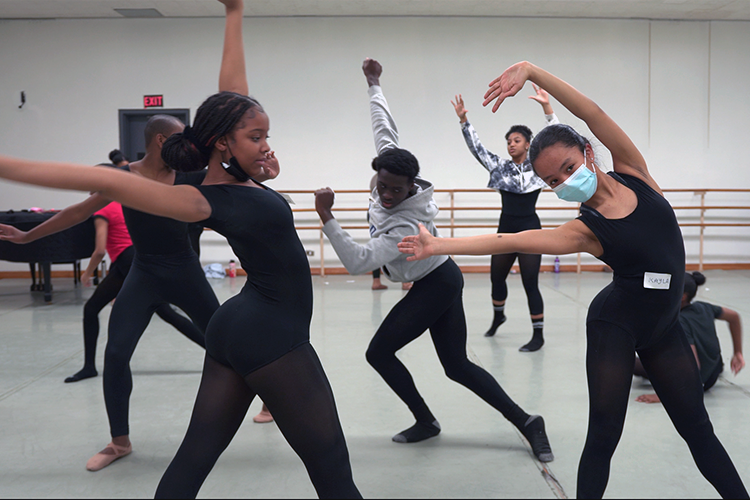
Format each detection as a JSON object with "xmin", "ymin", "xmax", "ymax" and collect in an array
[{"xmin": 144, "ymin": 95, "xmax": 164, "ymax": 108}]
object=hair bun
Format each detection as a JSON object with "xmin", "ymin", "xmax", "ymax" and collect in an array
[{"xmin": 691, "ymin": 271, "xmax": 706, "ymax": 286}]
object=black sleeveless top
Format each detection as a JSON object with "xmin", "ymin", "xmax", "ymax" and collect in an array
[
  {"xmin": 499, "ymin": 189, "xmax": 540, "ymax": 218},
  {"xmin": 578, "ymin": 172, "xmax": 686, "ymax": 342},
  {"xmin": 120, "ymin": 165, "xmax": 206, "ymax": 256}
]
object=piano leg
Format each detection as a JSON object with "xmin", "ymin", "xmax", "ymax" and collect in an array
[
  {"xmin": 29, "ymin": 262, "xmax": 37, "ymax": 292},
  {"xmin": 41, "ymin": 261, "xmax": 52, "ymax": 302}
]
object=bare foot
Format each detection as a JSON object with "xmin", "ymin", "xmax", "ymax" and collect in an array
[{"xmin": 372, "ymin": 278, "xmax": 388, "ymax": 290}]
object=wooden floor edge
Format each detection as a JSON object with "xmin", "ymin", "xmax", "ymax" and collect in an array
[{"xmin": 2, "ymin": 263, "xmax": 749, "ymax": 280}]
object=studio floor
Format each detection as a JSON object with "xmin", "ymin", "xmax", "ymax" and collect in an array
[{"xmin": 1, "ymin": 270, "xmax": 749, "ymax": 498}]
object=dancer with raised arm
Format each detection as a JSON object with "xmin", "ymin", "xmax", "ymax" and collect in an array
[
  {"xmin": 0, "ymin": 2, "xmax": 360, "ymax": 497},
  {"xmin": 399, "ymin": 61, "xmax": 747, "ymax": 499},
  {"xmin": 313, "ymin": 58, "xmax": 553, "ymax": 462},
  {"xmin": 452, "ymin": 87, "xmax": 558, "ymax": 350}
]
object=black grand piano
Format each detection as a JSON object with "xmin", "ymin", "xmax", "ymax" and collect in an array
[{"xmin": 0, "ymin": 210, "xmax": 94, "ymax": 302}]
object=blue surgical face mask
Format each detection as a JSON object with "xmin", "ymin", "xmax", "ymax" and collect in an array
[{"xmin": 551, "ymin": 154, "xmax": 597, "ymax": 203}]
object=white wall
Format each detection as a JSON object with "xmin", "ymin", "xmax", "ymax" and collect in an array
[{"xmin": 1, "ymin": 16, "xmax": 749, "ymax": 271}]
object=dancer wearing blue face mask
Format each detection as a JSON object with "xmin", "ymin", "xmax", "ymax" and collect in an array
[{"xmin": 399, "ymin": 61, "xmax": 747, "ymax": 499}]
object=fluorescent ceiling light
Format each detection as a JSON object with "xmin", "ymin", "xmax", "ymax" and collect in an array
[{"xmin": 114, "ymin": 8, "xmax": 164, "ymax": 18}]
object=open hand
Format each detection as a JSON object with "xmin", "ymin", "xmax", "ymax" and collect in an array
[
  {"xmin": 731, "ymin": 352, "xmax": 745, "ymax": 375},
  {"xmin": 451, "ymin": 94, "xmax": 468, "ymax": 123},
  {"xmin": 528, "ymin": 83, "xmax": 550, "ymax": 106},
  {"xmin": 397, "ymin": 224, "xmax": 435, "ymax": 261},
  {"xmin": 483, "ymin": 61, "xmax": 532, "ymax": 113},
  {"xmin": 261, "ymin": 151, "xmax": 280, "ymax": 180},
  {"xmin": 0, "ymin": 223, "xmax": 27, "ymax": 243}
]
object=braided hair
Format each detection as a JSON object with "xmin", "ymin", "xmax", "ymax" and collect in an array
[{"xmin": 162, "ymin": 91, "xmax": 263, "ymax": 173}]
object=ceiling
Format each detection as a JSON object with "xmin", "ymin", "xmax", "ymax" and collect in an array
[{"xmin": 1, "ymin": 0, "xmax": 749, "ymax": 21}]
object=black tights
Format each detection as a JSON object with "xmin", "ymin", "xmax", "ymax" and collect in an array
[
  {"xmin": 491, "ymin": 251, "xmax": 543, "ymax": 315},
  {"xmin": 578, "ymin": 320, "xmax": 747, "ymax": 498},
  {"xmin": 366, "ymin": 259, "xmax": 529, "ymax": 428},
  {"xmin": 104, "ymin": 253, "xmax": 218, "ymax": 437},
  {"xmin": 155, "ymin": 343, "xmax": 361, "ymax": 499},
  {"xmin": 80, "ymin": 250, "xmax": 202, "ymax": 372}
]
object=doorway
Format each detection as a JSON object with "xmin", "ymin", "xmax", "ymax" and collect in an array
[{"xmin": 118, "ymin": 109, "xmax": 190, "ymax": 162}]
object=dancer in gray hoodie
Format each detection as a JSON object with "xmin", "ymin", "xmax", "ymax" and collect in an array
[{"xmin": 313, "ymin": 58, "xmax": 553, "ymax": 462}]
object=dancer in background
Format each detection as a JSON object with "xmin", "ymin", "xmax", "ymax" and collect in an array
[
  {"xmin": 452, "ymin": 88, "xmax": 558, "ymax": 351},
  {"xmin": 399, "ymin": 60, "xmax": 747, "ymax": 499},
  {"xmin": 109, "ymin": 149, "xmax": 129, "ymax": 167},
  {"xmin": 66, "ymin": 189, "xmax": 205, "ymax": 383},
  {"xmin": 313, "ymin": 58, "xmax": 553, "ymax": 463},
  {"xmin": 635, "ymin": 271, "xmax": 744, "ymax": 403}
]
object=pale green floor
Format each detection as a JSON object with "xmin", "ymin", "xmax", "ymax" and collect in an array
[{"xmin": 1, "ymin": 270, "xmax": 749, "ymax": 498}]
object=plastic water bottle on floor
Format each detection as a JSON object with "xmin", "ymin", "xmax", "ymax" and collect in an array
[{"xmin": 554, "ymin": 256, "xmax": 560, "ymax": 273}]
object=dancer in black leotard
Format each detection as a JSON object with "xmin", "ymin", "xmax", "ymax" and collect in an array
[
  {"xmin": 399, "ymin": 61, "xmax": 747, "ymax": 499},
  {"xmin": 0, "ymin": 116, "xmax": 216, "ymax": 471},
  {"xmin": 313, "ymin": 58, "xmax": 553, "ymax": 462},
  {"xmin": 65, "ymin": 197, "xmax": 202, "ymax": 383},
  {"xmin": 452, "ymin": 90, "xmax": 558, "ymax": 350},
  {"xmin": 0, "ymin": 1, "xmax": 360, "ymax": 497}
]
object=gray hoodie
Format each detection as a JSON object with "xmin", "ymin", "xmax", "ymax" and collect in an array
[{"xmin": 322, "ymin": 178, "xmax": 448, "ymax": 283}]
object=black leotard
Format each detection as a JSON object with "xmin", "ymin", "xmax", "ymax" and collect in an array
[
  {"xmin": 579, "ymin": 172, "xmax": 685, "ymax": 347},
  {"xmin": 196, "ymin": 183, "xmax": 313, "ymax": 376},
  {"xmin": 574, "ymin": 172, "xmax": 747, "ymax": 498},
  {"xmin": 121, "ymin": 167, "xmax": 206, "ymax": 255}
]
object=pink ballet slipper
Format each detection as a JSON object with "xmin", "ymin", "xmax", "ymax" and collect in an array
[
  {"xmin": 86, "ymin": 441, "xmax": 132, "ymax": 471},
  {"xmin": 252, "ymin": 408, "xmax": 274, "ymax": 424}
]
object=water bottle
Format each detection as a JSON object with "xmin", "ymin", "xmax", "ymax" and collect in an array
[
  {"xmin": 228, "ymin": 260, "xmax": 237, "ymax": 278},
  {"xmin": 554, "ymin": 256, "xmax": 560, "ymax": 273}
]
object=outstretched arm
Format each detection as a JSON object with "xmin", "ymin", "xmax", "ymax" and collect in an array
[
  {"xmin": 363, "ymin": 58, "xmax": 399, "ymax": 154},
  {"xmin": 0, "ymin": 156, "xmax": 211, "ymax": 223},
  {"xmin": 528, "ymin": 84, "xmax": 560, "ymax": 125},
  {"xmin": 484, "ymin": 62, "xmax": 657, "ymax": 192},
  {"xmin": 398, "ymin": 219, "xmax": 600, "ymax": 261},
  {"xmin": 719, "ymin": 307, "xmax": 745, "ymax": 374},
  {"xmin": 218, "ymin": 0, "xmax": 248, "ymax": 95},
  {"xmin": 0, "ymin": 192, "xmax": 109, "ymax": 244}
]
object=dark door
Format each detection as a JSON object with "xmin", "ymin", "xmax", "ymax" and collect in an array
[{"xmin": 118, "ymin": 109, "xmax": 190, "ymax": 162}]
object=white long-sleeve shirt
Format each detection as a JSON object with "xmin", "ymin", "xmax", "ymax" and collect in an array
[{"xmin": 460, "ymin": 113, "xmax": 559, "ymax": 194}]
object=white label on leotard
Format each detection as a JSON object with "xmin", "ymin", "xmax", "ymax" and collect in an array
[{"xmin": 643, "ymin": 272, "xmax": 671, "ymax": 289}]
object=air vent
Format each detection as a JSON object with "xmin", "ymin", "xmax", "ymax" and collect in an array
[{"xmin": 114, "ymin": 8, "xmax": 164, "ymax": 18}]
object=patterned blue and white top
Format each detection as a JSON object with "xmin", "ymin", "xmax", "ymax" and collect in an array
[{"xmin": 460, "ymin": 114, "xmax": 559, "ymax": 194}]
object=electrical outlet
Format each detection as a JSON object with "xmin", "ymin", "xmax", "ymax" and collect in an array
[{"xmin": 306, "ymin": 250, "xmax": 314, "ymax": 256}]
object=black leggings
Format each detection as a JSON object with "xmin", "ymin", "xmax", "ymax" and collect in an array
[
  {"xmin": 366, "ymin": 259, "xmax": 529, "ymax": 428},
  {"xmin": 578, "ymin": 319, "xmax": 747, "ymax": 498},
  {"xmin": 155, "ymin": 343, "xmax": 361, "ymax": 499},
  {"xmin": 491, "ymin": 215, "xmax": 543, "ymax": 315},
  {"xmin": 81, "ymin": 247, "xmax": 204, "ymax": 371},
  {"xmin": 104, "ymin": 251, "xmax": 219, "ymax": 437}
]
